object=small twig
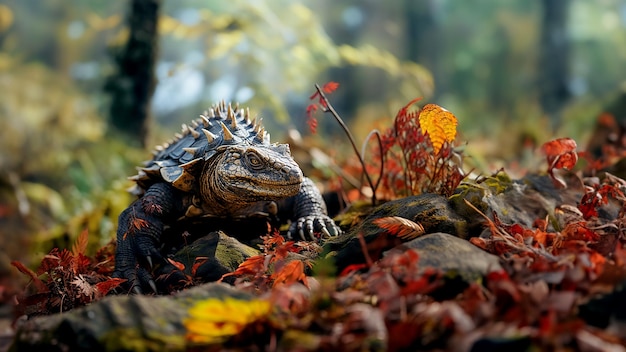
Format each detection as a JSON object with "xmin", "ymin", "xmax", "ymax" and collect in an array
[
  {"xmin": 361, "ymin": 129, "xmax": 384, "ymax": 196},
  {"xmin": 357, "ymin": 232, "xmax": 374, "ymax": 268},
  {"xmin": 314, "ymin": 84, "xmax": 377, "ymax": 204},
  {"xmin": 463, "ymin": 199, "xmax": 556, "ymax": 259}
]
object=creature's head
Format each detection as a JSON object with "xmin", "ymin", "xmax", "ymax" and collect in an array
[{"xmin": 200, "ymin": 142, "xmax": 303, "ymax": 206}]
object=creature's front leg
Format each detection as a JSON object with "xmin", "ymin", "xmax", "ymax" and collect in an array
[
  {"xmin": 283, "ymin": 177, "xmax": 342, "ymax": 240},
  {"xmin": 113, "ymin": 182, "xmax": 184, "ymax": 293}
]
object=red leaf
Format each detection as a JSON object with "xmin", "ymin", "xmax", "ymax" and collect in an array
[
  {"xmin": 72, "ymin": 253, "xmax": 92, "ymax": 275},
  {"xmin": 541, "ymin": 138, "xmax": 578, "ymax": 188},
  {"xmin": 306, "ymin": 103, "xmax": 318, "ymax": 116},
  {"xmin": 400, "ymin": 269, "xmax": 441, "ymax": 295},
  {"xmin": 561, "ymin": 222, "xmax": 599, "ymax": 242},
  {"xmin": 395, "ymin": 97, "xmax": 423, "ymax": 122},
  {"xmin": 143, "ymin": 203, "xmax": 163, "ymax": 215},
  {"xmin": 94, "ymin": 278, "xmax": 126, "ymax": 296},
  {"xmin": 339, "ymin": 263, "xmax": 368, "ymax": 276},
  {"xmin": 11, "ymin": 261, "xmax": 49, "ymax": 293},
  {"xmin": 322, "ymin": 81, "xmax": 339, "ymax": 94},
  {"xmin": 307, "ymin": 115, "xmax": 318, "ymax": 134},
  {"xmin": 309, "ymin": 91, "xmax": 320, "ymax": 101}
]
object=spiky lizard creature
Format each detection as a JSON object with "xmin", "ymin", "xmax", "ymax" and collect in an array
[{"xmin": 114, "ymin": 101, "xmax": 340, "ymax": 292}]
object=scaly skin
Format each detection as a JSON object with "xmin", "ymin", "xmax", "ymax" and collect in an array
[{"xmin": 113, "ymin": 104, "xmax": 340, "ymax": 293}]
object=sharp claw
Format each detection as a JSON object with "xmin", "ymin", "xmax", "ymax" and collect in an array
[
  {"xmin": 146, "ymin": 255, "xmax": 153, "ymax": 270},
  {"xmin": 299, "ymin": 228, "xmax": 306, "ymax": 241},
  {"xmin": 321, "ymin": 226, "xmax": 331, "ymax": 238},
  {"xmin": 149, "ymin": 280, "xmax": 157, "ymax": 293},
  {"xmin": 133, "ymin": 285, "xmax": 142, "ymax": 295}
]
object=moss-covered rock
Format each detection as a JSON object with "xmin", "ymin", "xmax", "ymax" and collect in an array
[
  {"xmin": 323, "ymin": 193, "xmax": 468, "ymax": 273},
  {"xmin": 10, "ymin": 283, "xmax": 252, "ymax": 352}
]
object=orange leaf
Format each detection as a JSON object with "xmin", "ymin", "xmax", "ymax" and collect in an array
[
  {"xmin": 220, "ymin": 255, "xmax": 266, "ymax": 280},
  {"xmin": 167, "ymin": 258, "xmax": 186, "ymax": 271},
  {"xmin": 72, "ymin": 228, "xmax": 89, "ymax": 256},
  {"xmin": 131, "ymin": 218, "xmax": 149, "ymax": 232},
  {"xmin": 541, "ymin": 138, "xmax": 578, "ymax": 170},
  {"xmin": 191, "ymin": 257, "xmax": 209, "ymax": 277},
  {"xmin": 272, "ymin": 260, "xmax": 307, "ymax": 287},
  {"xmin": 418, "ymin": 104, "xmax": 458, "ymax": 154},
  {"xmin": 373, "ymin": 216, "xmax": 425, "ymax": 240}
]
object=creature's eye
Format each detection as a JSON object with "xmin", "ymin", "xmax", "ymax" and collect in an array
[{"xmin": 246, "ymin": 152, "xmax": 264, "ymax": 169}]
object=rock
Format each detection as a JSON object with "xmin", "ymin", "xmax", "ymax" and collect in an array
[
  {"xmin": 450, "ymin": 173, "xmax": 583, "ymax": 235},
  {"xmin": 156, "ymin": 231, "xmax": 260, "ymax": 290},
  {"xmin": 323, "ymin": 194, "xmax": 468, "ymax": 274},
  {"xmin": 10, "ymin": 283, "xmax": 252, "ymax": 352},
  {"xmin": 397, "ymin": 232, "xmax": 502, "ymax": 283}
]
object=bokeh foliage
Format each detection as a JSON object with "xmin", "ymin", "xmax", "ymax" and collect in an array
[{"xmin": 0, "ymin": 0, "xmax": 624, "ymax": 276}]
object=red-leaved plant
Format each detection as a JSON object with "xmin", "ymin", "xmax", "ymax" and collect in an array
[
  {"xmin": 307, "ymin": 84, "xmax": 466, "ymax": 202},
  {"xmin": 11, "ymin": 230, "xmax": 124, "ymax": 316}
]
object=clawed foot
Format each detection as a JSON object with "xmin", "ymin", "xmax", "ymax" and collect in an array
[
  {"xmin": 287, "ymin": 214, "xmax": 341, "ymax": 241},
  {"xmin": 112, "ymin": 230, "xmax": 164, "ymax": 294}
]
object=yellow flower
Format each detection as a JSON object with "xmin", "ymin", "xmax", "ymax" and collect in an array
[{"xmin": 184, "ymin": 297, "xmax": 271, "ymax": 344}]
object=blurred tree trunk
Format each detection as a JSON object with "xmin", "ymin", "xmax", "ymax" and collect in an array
[
  {"xmin": 539, "ymin": 0, "xmax": 571, "ymax": 128},
  {"xmin": 106, "ymin": 0, "xmax": 161, "ymax": 147},
  {"xmin": 405, "ymin": 0, "xmax": 441, "ymax": 99}
]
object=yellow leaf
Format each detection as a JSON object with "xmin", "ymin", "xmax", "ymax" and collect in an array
[
  {"xmin": 418, "ymin": 104, "xmax": 458, "ymax": 154},
  {"xmin": 184, "ymin": 298, "xmax": 271, "ymax": 344}
]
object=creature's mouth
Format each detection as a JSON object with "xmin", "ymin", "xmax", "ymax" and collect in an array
[{"xmin": 235, "ymin": 179, "xmax": 301, "ymax": 198}]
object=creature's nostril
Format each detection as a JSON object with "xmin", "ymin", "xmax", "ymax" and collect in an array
[{"xmin": 283, "ymin": 166, "xmax": 303, "ymax": 181}]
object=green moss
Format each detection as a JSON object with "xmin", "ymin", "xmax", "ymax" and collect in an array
[
  {"xmin": 449, "ymin": 171, "xmax": 513, "ymax": 221},
  {"xmin": 215, "ymin": 232, "xmax": 260, "ymax": 271},
  {"xmin": 101, "ymin": 327, "xmax": 186, "ymax": 352}
]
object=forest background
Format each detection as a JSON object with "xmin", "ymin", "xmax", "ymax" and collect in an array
[{"xmin": 0, "ymin": 0, "xmax": 625, "ymax": 292}]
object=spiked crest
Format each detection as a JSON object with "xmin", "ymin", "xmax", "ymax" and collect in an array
[{"xmin": 129, "ymin": 102, "xmax": 276, "ymax": 195}]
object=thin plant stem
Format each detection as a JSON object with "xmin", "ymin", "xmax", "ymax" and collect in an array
[
  {"xmin": 314, "ymin": 84, "xmax": 377, "ymax": 205},
  {"xmin": 361, "ymin": 129, "xmax": 384, "ymax": 196}
]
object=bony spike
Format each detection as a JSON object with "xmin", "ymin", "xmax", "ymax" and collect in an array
[
  {"xmin": 254, "ymin": 118, "xmax": 263, "ymax": 133},
  {"xmin": 219, "ymin": 122, "xmax": 234, "ymax": 141},
  {"xmin": 202, "ymin": 128, "xmax": 216, "ymax": 143},
  {"xmin": 200, "ymin": 114, "xmax": 211, "ymax": 127},
  {"xmin": 255, "ymin": 127, "xmax": 265, "ymax": 142},
  {"xmin": 183, "ymin": 147, "xmax": 198, "ymax": 155}
]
